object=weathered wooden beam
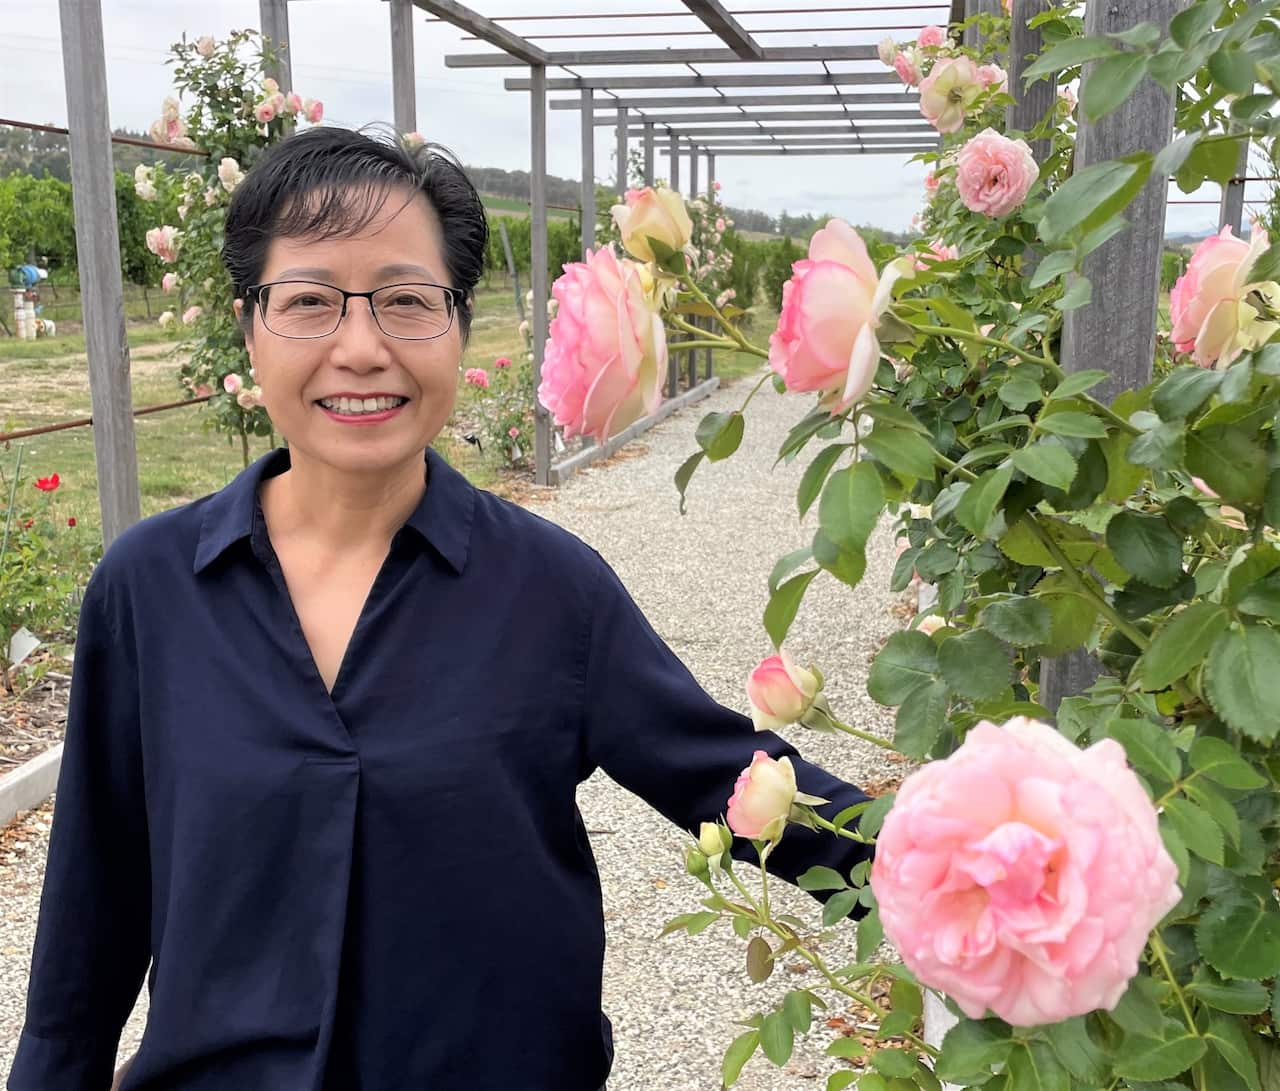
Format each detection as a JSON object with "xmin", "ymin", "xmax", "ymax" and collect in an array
[
  {"xmin": 1007, "ymin": 0, "xmax": 1055, "ymax": 163},
  {"xmin": 580, "ymin": 89, "xmax": 595, "ymax": 257},
  {"xmin": 1220, "ymin": 136, "xmax": 1250, "ymax": 233},
  {"xmin": 623, "ymin": 123, "xmax": 936, "ymax": 137},
  {"xmin": 445, "ymin": 45, "xmax": 880, "ymax": 68},
  {"xmin": 530, "ymin": 65, "xmax": 551, "ymax": 487},
  {"xmin": 259, "ymin": 0, "xmax": 292, "ymax": 90},
  {"xmin": 669, "ymin": 128, "xmax": 680, "ymax": 189},
  {"xmin": 58, "ymin": 0, "xmax": 141, "ymax": 547},
  {"xmin": 415, "ymin": 0, "xmax": 549, "ymax": 65},
  {"xmin": 505, "ymin": 72, "xmax": 902, "ymax": 91},
  {"xmin": 552, "ymin": 91, "xmax": 919, "ymax": 111},
  {"xmin": 658, "ymin": 144, "xmax": 938, "ymax": 156},
  {"xmin": 389, "ymin": 0, "xmax": 417, "ymax": 133},
  {"xmin": 680, "ymin": 0, "xmax": 764, "ymax": 59},
  {"xmin": 591, "ymin": 108, "xmax": 926, "ymax": 126},
  {"xmin": 643, "ymin": 121, "xmax": 655, "ymax": 185},
  {"xmin": 616, "ymin": 106, "xmax": 628, "ymax": 196},
  {"xmin": 675, "ymin": 133, "xmax": 940, "ymax": 146}
]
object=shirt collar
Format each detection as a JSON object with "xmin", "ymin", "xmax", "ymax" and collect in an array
[{"xmin": 194, "ymin": 446, "xmax": 475, "ymax": 576}]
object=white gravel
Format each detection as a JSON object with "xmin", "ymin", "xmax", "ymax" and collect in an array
[{"xmin": 1, "ymin": 365, "xmax": 910, "ymax": 1089}]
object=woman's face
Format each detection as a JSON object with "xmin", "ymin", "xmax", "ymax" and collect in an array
[{"xmin": 236, "ymin": 186, "xmax": 462, "ymax": 481}]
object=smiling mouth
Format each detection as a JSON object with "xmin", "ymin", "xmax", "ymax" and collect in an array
[{"xmin": 316, "ymin": 395, "xmax": 409, "ymax": 416}]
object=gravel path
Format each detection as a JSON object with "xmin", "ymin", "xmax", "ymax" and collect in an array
[{"xmin": 1, "ymin": 366, "xmax": 911, "ymax": 1089}]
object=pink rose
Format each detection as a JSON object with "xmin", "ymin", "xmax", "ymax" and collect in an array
[
  {"xmin": 871, "ymin": 717, "xmax": 1180, "ymax": 1028},
  {"xmin": 254, "ymin": 100, "xmax": 277, "ymax": 125},
  {"xmin": 508, "ymin": 426, "xmax": 520, "ymax": 438},
  {"xmin": 914, "ymin": 613, "xmax": 945, "ymax": 636},
  {"xmin": 894, "ymin": 48, "xmax": 922, "ymax": 87},
  {"xmin": 195, "ymin": 35, "xmax": 215, "ymax": 58},
  {"xmin": 148, "ymin": 120, "xmax": 166, "ymax": 144},
  {"xmin": 955, "ymin": 128, "xmax": 1038, "ymax": 217},
  {"xmin": 877, "ymin": 35, "xmax": 898, "ymax": 66},
  {"xmin": 918, "ymin": 55, "xmax": 982, "ymax": 133},
  {"xmin": 913, "ymin": 239, "xmax": 959, "ymax": 270},
  {"xmin": 464, "ymin": 367, "xmax": 490, "ymax": 389},
  {"xmin": 193, "ymin": 383, "xmax": 213, "ymax": 398},
  {"xmin": 161, "ymin": 95, "xmax": 180, "ymax": 122},
  {"xmin": 303, "ymin": 98, "xmax": 324, "ymax": 124},
  {"xmin": 1170, "ymin": 226, "xmax": 1278, "ymax": 367},
  {"xmin": 284, "ymin": 92, "xmax": 304, "ymax": 115},
  {"xmin": 494, "ymin": 356, "xmax": 512, "ymax": 369},
  {"xmin": 164, "ymin": 116, "xmax": 186, "ymax": 143},
  {"xmin": 610, "ymin": 186, "xmax": 693, "ymax": 263},
  {"xmin": 727, "ymin": 751, "xmax": 797, "ymax": 842},
  {"xmin": 924, "ymin": 170, "xmax": 940, "ymax": 200},
  {"xmin": 712, "ymin": 180, "xmax": 722, "ymax": 192},
  {"xmin": 217, "ymin": 157, "xmax": 244, "ymax": 193},
  {"xmin": 1059, "ymin": 85, "xmax": 1078, "ymax": 114},
  {"xmin": 768, "ymin": 219, "xmax": 907, "ymax": 415},
  {"xmin": 537, "ymin": 246, "xmax": 667, "ymax": 443},
  {"xmin": 161, "ymin": 272, "xmax": 179, "ymax": 293},
  {"xmin": 917, "ymin": 24, "xmax": 945, "ymax": 48},
  {"xmin": 181, "ymin": 305, "xmax": 202, "ymax": 326},
  {"xmin": 746, "ymin": 649, "xmax": 820, "ymax": 731},
  {"xmin": 145, "ymin": 225, "xmax": 179, "ymax": 263},
  {"xmin": 157, "ymin": 310, "xmax": 176, "ymax": 329},
  {"xmin": 715, "ymin": 217, "xmax": 726, "ymax": 233},
  {"xmin": 976, "ymin": 63, "xmax": 1009, "ymax": 94},
  {"xmin": 261, "ymin": 77, "xmax": 279, "ymax": 95},
  {"xmin": 223, "ymin": 373, "xmax": 242, "ymax": 395},
  {"xmin": 236, "ymin": 386, "xmax": 262, "ymax": 410}
]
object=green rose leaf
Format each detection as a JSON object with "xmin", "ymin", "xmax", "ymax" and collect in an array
[
  {"xmin": 1113, "ymin": 1020, "xmax": 1208, "ymax": 1081},
  {"xmin": 1022, "ymin": 35, "xmax": 1119, "ymax": 82},
  {"xmin": 1206, "ymin": 625, "xmax": 1280, "ymax": 741},
  {"xmin": 938, "ymin": 629, "xmax": 1012, "ymax": 700},
  {"xmin": 1188, "ymin": 736, "xmax": 1268, "ymax": 789},
  {"xmin": 1006, "ymin": 1041, "xmax": 1072, "ymax": 1091},
  {"xmin": 870, "ymin": 1048, "xmax": 917, "ymax": 1079},
  {"xmin": 764, "ymin": 569, "xmax": 820, "ymax": 649},
  {"xmin": 759, "ymin": 1010, "xmax": 794, "ymax": 1066},
  {"xmin": 1044, "ymin": 1016, "xmax": 1109, "ymax": 1086},
  {"xmin": 1082, "ymin": 52, "xmax": 1151, "ymax": 122},
  {"xmin": 1012, "ymin": 443, "xmax": 1079, "ymax": 490},
  {"xmin": 674, "ymin": 450, "xmax": 705, "ymax": 515},
  {"xmin": 868, "ymin": 630, "xmax": 938, "ymax": 706},
  {"xmin": 1186, "ymin": 969, "xmax": 1269, "ymax": 1014},
  {"xmin": 1196, "ymin": 894, "xmax": 1280, "ymax": 979},
  {"xmin": 1037, "ymin": 410, "xmax": 1108, "ymax": 438},
  {"xmin": 1153, "ymin": 367, "xmax": 1223, "ymax": 421},
  {"xmin": 768, "ymin": 547, "xmax": 814, "ymax": 595},
  {"xmin": 893, "ymin": 680, "xmax": 948, "ymax": 758},
  {"xmin": 954, "ymin": 463, "xmax": 1014, "ymax": 538},
  {"xmin": 695, "ymin": 410, "xmax": 745, "ymax": 462},
  {"xmin": 980, "ymin": 595, "xmax": 1053, "ymax": 645},
  {"xmin": 998, "ymin": 376, "xmax": 1045, "ymax": 411},
  {"xmin": 862, "ymin": 425, "xmax": 939, "ymax": 480},
  {"xmin": 1186, "ymin": 425, "xmax": 1268, "ymax": 508},
  {"xmin": 1137, "ymin": 602, "xmax": 1231, "ymax": 691},
  {"xmin": 1049, "ymin": 369, "xmax": 1110, "ymax": 400},
  {"xmin": 1106, "ymin": 511, "xmax": 1184, "ymax": 588},
  {"xmin": 1107, "ymin": 716, "xmax": 1181, "ymax": 782},
  {"xmin": 797, "ymin": 443, "xmax": 851, "ymax": 518},
  {"xmin": 1163, "ymin": 796, "xmax": 1225, "ymax": 864},
  {"xmin": 812, "ymin": 529, "xmax": 866, "ymax": 589},
  {"xmin": 934, "ymin": 1020, "xmax": 1014, "ymax": 1081},
  {"xmin": 721, "ymin": 1030, "xmax": 759, "ymax": 1088},
  {"xmin": 1039, "ymin": 154, "xmax": 1152, "ymax": 243},
  {"xmin": 1171, "ymin": 0, "xmax": 1224, "ymax": 49},
  {"xmin": 1205, "ymin": 1012, "xmax": 1263, "ymax": 1091},
  {"xmin": 820, "ymin": 462, "xmax": 884, "ymax": 553},
  {"xmin": 797, "ymin": 866, "xmax": 848, "ymax": 892},
  {"xmin": 783, "ymin": 990, "xmax": 813, "ymax": 1035}
]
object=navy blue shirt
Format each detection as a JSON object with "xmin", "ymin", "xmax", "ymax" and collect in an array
[{"xmin": 10, "ymin": 446, "xmax": 872, "ymax": 1091}]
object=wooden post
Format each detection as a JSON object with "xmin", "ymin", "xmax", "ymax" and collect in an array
[
  {"xmin": 615, "ymin": 106, "xmax": 628, "ymax": 195},
  {"xmin": 531, "ymin": 66, "xmax": 551, "ymax": 487},
  {"xmin": 1220, "ymin": 136, "xmax": 1250, "ymax": 233},
  {"xmin": 707, "ymin": 152, "xmax": 716, "ymax": 198},
  {"xmin": 669, "ymin": 128, "xmax": 680, "ymax": 190},
  {"xmin": 59, "ymin": 0, "xmax": 141, "ymax": 547},
  {"xmin": 1039, "ymin": 0, "xmax": 1183, "ymax": 714},
  {"xmin": 497, "ymin": 220, "xmax": 523, "ymax": 323},
  {"xmin": 963, "ymin": 0, "xmax": 1004, "ymax": 49},
  {"xmin": 390, "ymin": 0, "xmax": 416, "ymax": 133},
  {"xmin": 259, "ymin": 0, "xmax": 292, "ymax": 91},
  {"xmin": 643, "ymin": 121, "xmax": 655, "ymax": 185},
  {"xmin": 581, "ymin": 89, "xmax": 595, "ymax": 257},
  {"xmin": 1007, "ymin": 0, "xmax": 1055, "ymax": 163},
  {"xmin": 689, "ymin": 143, "xmax": 700, "ymax": 199}
]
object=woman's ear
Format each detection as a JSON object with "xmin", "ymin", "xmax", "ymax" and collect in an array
[{"xmin": 233, "ymin": 298, "xmax": 254, "ymax": 353}]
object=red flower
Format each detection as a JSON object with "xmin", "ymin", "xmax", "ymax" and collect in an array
[
  {"xmin": 21, "ymin": 518, "xmax": 33, "ymax": 529},
  {"xmin": 34, "ymin": 474, "xmax": 60, "ymax": 492},
  {"xmin": 67, "ymin": 517, "xmax": 77, "ymax": 528}
]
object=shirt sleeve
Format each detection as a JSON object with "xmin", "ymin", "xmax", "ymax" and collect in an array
[
  {"xmin": 8, "ymin": 570, "xmax": 151, "ymax": 1091},
  {"xmin": 580, "ymin": 552, "xmax": 874, "ymax": 919}
]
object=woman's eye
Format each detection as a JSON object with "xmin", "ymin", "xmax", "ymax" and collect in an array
[
  {"xmin": 388, "ymin": 293, "xmax": 432, "ymax": 309},
  {"xmin": 288, "ymin": 295, "xmax": 330, "ymax": 309}
]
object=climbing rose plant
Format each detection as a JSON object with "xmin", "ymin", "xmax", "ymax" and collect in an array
[{"xmin": 540, "ymin": 0, "xmax": 1280, "ymax": 1088}]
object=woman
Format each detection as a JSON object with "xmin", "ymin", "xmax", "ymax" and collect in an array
[{"xmin": 9, "ymin": 127, "xmax": 873, "ymax": 1091}]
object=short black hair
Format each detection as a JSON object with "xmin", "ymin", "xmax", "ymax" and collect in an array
[{"xmin": 222, "ymin": 126, "xmax": 488, "ymax": 342}]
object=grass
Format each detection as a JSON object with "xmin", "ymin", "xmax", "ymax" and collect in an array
[
  {"xmin": 481, "ymin": 195, "xmax": 577, "ymax": 221},
  {"xmin": 0, "ymin": 284, "xmax": 771, "ymax": 545}
]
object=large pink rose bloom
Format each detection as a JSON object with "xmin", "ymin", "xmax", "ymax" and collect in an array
[
  {"xmin": 1170, "ymin": 226, "xmax": 1278, "ymax": 367},
  {"xmin": 918, "ymin": 56, "xmax": 982, "ymax": 133},
  {"xmin": 871, "ymin": 717, "xmax": 1180, "ymax": 1027},
  {"xmin": 955, "ymin": 128, "xmax": 1038, "ymax": 217},
  {"xmin": 537, "ymin": 246, "xmax": 667, "ymax": 443},
  {"xmin": 769, "ymin": 219, "xmax": 905, "ymax": 414}
]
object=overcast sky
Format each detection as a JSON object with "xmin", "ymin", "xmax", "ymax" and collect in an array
[{"xmin": 1, "ymin": 0, "xmax": 1265, "ymax": 234}]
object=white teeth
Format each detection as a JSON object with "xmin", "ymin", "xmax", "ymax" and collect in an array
[{"xmin": 319, "ymin": 396, "xmax": 406, "ymax": 415}]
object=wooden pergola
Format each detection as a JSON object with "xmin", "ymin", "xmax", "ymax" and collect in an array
[{"xmin": 402, "ymin": 1, "xmax": 960, "ymax": 485}]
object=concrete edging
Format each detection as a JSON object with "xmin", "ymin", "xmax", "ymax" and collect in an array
[
  {"xmin": 549, "ymin": 377, "xmax": 721, "ymax": 486},
  {"xmin": 0, "ymin": 742, "xmax": 62, "ymax": 829}
]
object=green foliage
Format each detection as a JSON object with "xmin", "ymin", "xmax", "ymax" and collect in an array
[
  {"xmin": 764, "ymin": 236, "xmax": 803, "ymax": 311},
  {"xmin": 0, "ymin": 173, "xmax": 76, "ymax": 271}
]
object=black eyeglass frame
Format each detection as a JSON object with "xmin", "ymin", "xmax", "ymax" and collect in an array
[{"xmin": 242, "ymin": 279, "xmax": 466, "ymax": 341}]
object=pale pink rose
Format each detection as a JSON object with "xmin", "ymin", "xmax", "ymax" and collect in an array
[
  {"xmin": 269, "ymin": 92, "xmax": 286, "ymax": 113},
  {"xmin": 712, "ymin": 180, "xmax": 722, "ymax": 192},
  {"xmin": 918, "ymin": 55, "xmax": 982, "ymax": 133},
  {"xmin": 284, "ymin": 92, "xmax": 303, "ymax": 115},
  {"xmin": 610, "ymin": 186, "xmax": 693, "ymax": 263},
  {"xmin": 158, "ymin": 310, "xmax": 176, "ymax": 329},
  {"xmin": 871, "ymin": 717, "xmax": 1180, "ymax": 1028},
  {"xmin": 236, "ymin": 387, "xmax": 261, "ymax": 411},
  {"xmin": 145, "ymin": 225, "xmax": 179, "ymax": 263},
  {"xmin": 181, "ymin": 305, "xmax": 203, "ymax": 326},
  {"xmin": 217, "ymin": 156, "xmax": 244, "ymax": 193},
  {"xmin": 149, "ymin": 119, "xmax": 166, "ymax": 144},
  {"xmin": 917, "ymin": 24, "xmax": 945, "ymax": 48},
  {"xmin": 977, "ymin": 63, "xmax": 1009, "ymax": 94},
  {"xmin": 222, "ymin": 373, "xmax": 242, "ymax": 395},
  {"xmin": 404, "ymin": 131, "xmax": 426, "ymax": 150},
  {"xmin": 877, "ymin": 35, "xmax": 898, "ymax": 66},
  {"xmin": 955, "ymin": 128, "xmax": 1038, "ymax": 217},
  {"xmin": 727, "ymin": 750, "xmax": 798, "ymax": 842},
  {"xmin": 195, "ymin": 35, "xmax": 216, "ymax": 58},
  {"xmin": 134, "ymin": 178, "xmax": 156, "ymax": 202},
  {"xmin": 894, "ymin": 48, "xmax": 922, "ymax": 87},
  {"xmin": 193, "ymin": 383, "xmax": 213, "ymax": 398},
  {"xmin": 262, "ymin": 77, "xmax": 279, "ymax": 95},
  {"xmin": 715, "ymin": 217, "xmax": 726, "ymax": 232},
  {"xmin": 924, "ymin": 170, "xmax": 940, "ymax": 200},
  {"xmin": 508, "ymin": 426, "xmax": 520, "ymax": 438},
  {"xmin": 464, "ymin": 367, "xmax": 490, "ymax": 389},
  {"xmin": 1170, "ymin": 226, "xmax": 1278, "ymax": 367},
  {"xmin": 161, "ymin": 95, "xmax": 180, "ymax": 122},
  {"xmin": 1059, "ymin": 85, "xmax": 1078, "ymax": 114},
  {"xmin": 254, "ymin": 100, "xmax": 277, "ymax": 125},
  {"xmin": 913, "ymin": 239, "xmax": 959, "ymax": 270},
  {"xmin": 715, "ymin": 287, "xmax": 736, "ymax": 308},
  {"xmin": 494, "ymin": 356, "xmax": 512, "ymax": 369},
  {"xmin": 537, "ymin": 246, "xmax": 667, "ymax": 443},
  {"xmin": 746, "ymin": 649, "xmax": 820, "ymax": 731},
  {"xmin": 161, "ymin": 272, "xmax": 179, "ymax": 293},
  {"xmin": 1189, "ymin": 476, "xmax": 1248, "ymax": 529},
  {"xmin": 303, "ymin": 98, "xmax": 324, "ymax": 124},
  {"xmin": 914, "ymin": 613, "xmax": 945, "ymax": 636},
  {"xmin": 164, "ymin": 116, "xmax": 186, "ymax": 143},
  {"xmin": 768, "ymin": 219, "xmax": 908, "ymax": 415}
]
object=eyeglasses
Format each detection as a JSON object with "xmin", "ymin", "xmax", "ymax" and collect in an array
[{"xmin": 243, "ymin": 280, "xmax": 463, "ymax": 340}]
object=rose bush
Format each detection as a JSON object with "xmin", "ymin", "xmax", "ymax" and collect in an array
[{"xmin": 542, "ymin": 1, "xmax": 1280, "ymax": 1087}]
